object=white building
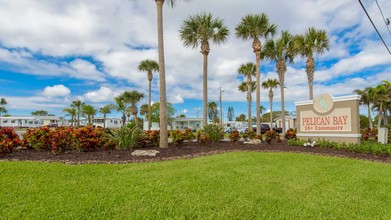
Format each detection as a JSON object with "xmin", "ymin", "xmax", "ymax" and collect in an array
[
  {"xmin": 79, "ymin": 117, "xmax": 122, "ymax": 128},
  {"xmin": 0, "ymin": 116, "xmax": 66, "ymax": 128}
]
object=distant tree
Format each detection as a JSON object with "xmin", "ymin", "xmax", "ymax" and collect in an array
[
  {"xmin": 140, "ymin": 104, "xmax": 149, "ymax": 120},
  {"xmin": 112, "ymin": 94, "xmax": 128, "ymax": 126},
  {"xmin": 63, "ymin": 107, "xmax": 76, "ymax": 127},
  {"xmin": 82, "ymin": 104, "xmax": 97, "ymax": 126},
  {"xmin": 99, "ymin": 104, "xmax": 113, "ymax": 129},
  {"xmin": 207, "ymin": 101, "xmax": 219, "ymax": 122},
  {"xmin": 150, "ymin": 102, "xmax": 176, "ymax": 125},
  {"xmin": 31, "ymin": 110, "xmax": 49, "ymax": 116},
  {"xmin": 235, "ymin": 114, "xmax": 246, "ymax": 122},
  {"xmin": 178, "ymin": 114, "xmax": 186, "ymax": 118},
  {"xmin": 354, "ymin": 87, "xmax": 374, "ymax": 129},
  {"xmin": 262, "ymin": 78, "xmax": 280, "ymax": 130},
  {"xmin": 138, "ymin": 59, "xmax": 159, "ymax": 130},
  {"xmin": 227, "ymin": 106, "xmax": 235, "ymax": 121},
  {"xmin": 262, "ymin": 111, "xmax": 289, "ymax": 123},
  {"xmin": 0, "ymin": 98, "xmax": 7, "ymax": 127},
  {"xmin": 72, "ymin": 100, "xmax": 84, "ymax": 127},
  {"xmin": 122, "ymin": 90, "xmax": 145, "ymax": 128},
  {"xmin": 3, "ymin": 114, "xmax": 11, "ymax": 117}
]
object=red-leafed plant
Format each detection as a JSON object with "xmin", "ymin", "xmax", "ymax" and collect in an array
[
  {"xmin": 0, "ymin": 127, "xmax": 22, "ymax": 156},
  {"xmin": 72, "ymin": 126, "xmax": 105, "ymax": 152},
  {"xmin": 23, "ymin": 126, "xmax": 52, "ymax": 151},
  {"xmin": 145, "ymin": 130, "xmax": 160, "ymax": 146},
  {"xmin": 49, "ymin": 127, "xmax": 76, "ymax": 153}
]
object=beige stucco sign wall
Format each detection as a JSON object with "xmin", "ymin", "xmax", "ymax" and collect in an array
[{"xmin": 295, "ymin": 94, "xmax": 361, "ymax": 144}]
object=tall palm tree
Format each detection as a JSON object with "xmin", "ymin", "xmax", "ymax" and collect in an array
[
  {"xmin": 72, "ymin": 100, "xmax": 84, "ymax": 127},
  {"xmin": 263, "ymin": 30, "xmax": 296, "ymax": 134},
  {"xmin": 207, "ymin": 101, "xmax": 218, "ymax": 123},
  {"xmin": 236, "ymin": 13, "xmax": 277, "ymax": 136},
  {"xmin": 369, "ymin": 83, "xmax": 388, "ymax": 128},
  {"xmin": 82, "ymin": 104, "xmax": 96, "ymax": 126},
  {"xmin": 0, "ymin": 98, "xmax": 7, "ymax": 127},
  {"xmin": 138, "ymin": 59, "xmax": 159, "ymax": 130},
  {"xmin": 63, "ymin": 107, "xmax": 76, "ymax": 127},
  {"xmin": 262, "ymin": 79, "xmax": 279, "ymax": 130},
  {"xmin": 139, "ymin": 104, "xmax": 149, "ymax": 119},
  {"xmin": 155, "ymin": 0, "xmax": 190, "ymax": 148},
  {"xmin": 238, "ymin": 81, "xmax": 256, "ymax": 128},
  {"xmin": 354, "ymin": 87, "xmax": 374, "ymax": 129},
  {"xmin": 123, "ymin": 90, "xmax": 145, "ymax": 128},
  {"xmin": 179, "ymin": 12, "xmax": 229, "ymax": 128},
  {"xmin": 295, "ymin": 27, "xmax": 329, "ymax": 100},
  {"xmin": 99, "ymin": 104, "xmax": 113, "ymax": 129},
  {"xmin": 382, "ymin": 80, "xmax": 391, "ymax": 125},
  {"xmin": 238, "ymin": 63, "xmax": 257, "ymax": 129}
]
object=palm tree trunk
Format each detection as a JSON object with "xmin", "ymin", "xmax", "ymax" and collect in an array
[
  {"xmin": 269, "ymin": 91, "xmax": 273, "ymax": 131},
  {"xmin": 88, "ymin": 115, "xmax": 91, "ymax": 126},
  {"xmin": 0, "ymin": 113, "xmax": 2, "ymax": 127},
  {"xmin": 255, "ymin": 52, "xmax": 261, "ymax": 136},
  {"xmin": 103, "ymin": 113, "xmax": 107, "ymax": 129},
  {"xmin": 134, "ymin": 113, "xmax": 139, "ymax": 128},
  {"xmin": 280, "ymin": 84, "xmax": 286, "ymax": 134},
  {"xmin": 156, "ymin": 0, "xmax": 168, "ymax": 148},
  {"xmin": 367, "ymin": 103, "xmax": 373, "ymax": 129},
  {"xmin": 202, "ymin": 53, "xmax": 208, "ymax": 127},
  {"xmin": 247, "ymin": 80, "xmax": 252, "ymax": 130},
  {"xmin": 122, "ymin": 114, "xmax": 126, "ymax": 126},
  {"xmin": 77, "ymin": 107, "xmax": 80, "ymax": 127},
  {"xmin": 148, "ymin": 80, "xmax": 152, "ymax": 130},
  {"xmin": 306, "ymin": 57, "xmax": 315, "ymax": 100}
]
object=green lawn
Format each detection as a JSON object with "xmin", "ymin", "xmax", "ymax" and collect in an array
[{"xmin": 1, "ymin": 152, "xmax": 391, "ymax": 219}]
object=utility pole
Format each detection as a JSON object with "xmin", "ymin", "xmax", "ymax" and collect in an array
[{"xmin": 219, "ymin": 87, "xmax": 224, "ymax": 128}]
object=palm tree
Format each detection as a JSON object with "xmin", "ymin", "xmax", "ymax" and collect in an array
[
  {"xmin": 82, "ymin": 104, "xmax": 96, "ymax": 126},
  {"xmin": 139, "ymin": 104, "xmax": 149, "ymax": 120},
  {"xmin": 262, "ymin": 79, "xmax": 279, "ymax": 130},
  {"xmin": 238, "ymin": 63, "xmax": 257, "ymax": 129},
  {"xmin": 72, "ymin": 100, "xmax": 84, "ymax": 127},
  {"xmin": 263, "ymin": 30, "xmax": 296, "ymax": 134},
  {"xmin": 207, "ymin": 101, "xmax": 218, "ymax": 123},
  {"xmin": 138, "ymin": 59, "xmax": 159, "ymax": 130},
  {"xmin": 236, "ymin": 13, "xmax": 277, "ymax": 136},
  {"xmin": 99, "ymin": 104, "xmax": 113, "ymax": 129},
  {"xmin": 369, "ymin": 83, "xmax": 388, "ymax": 128},
  {"xmin": 0, "ymin": 98, "xmax": 7, "ymax": 127},
  {"xmin": 179, "ymin": 12, "xmax": 229, "ymax": 128},
  {"xmin": 354, "ymin": 87, "xmax": 374, "ymax": 129},
  {"xmin": 260, "ymin": 105, "xmax": 266, "ymax": 122},
  {"xmin": 155, "ymin": 0, "xmax": 190, "ymax": 148},
  {"xmin": 112, "ymin": 95, "xmax": 127, "ymax": 126},
  {"xmin": 295, "ymin": 27, "xmax": 329, "ymax": 100},
  {"xmin": 123, "ymin": 90, "xmax": 145, "ymax": 128},
  {"xmin": 63, "ymin": 107, "xmax": 76, "ymax": 127}
]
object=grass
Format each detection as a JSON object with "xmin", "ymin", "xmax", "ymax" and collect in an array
[{"xmin": 1, "ymin": 152, "xmax": 391, "ymax": 219}]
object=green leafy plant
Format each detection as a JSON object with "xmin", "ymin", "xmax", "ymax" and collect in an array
[
  {"xmin": 72, "ymin": 126, "xmax": 105, "ymax": 152},
  {"xmin": 109, "ymin": 126, "xmax": 146, "ymax": 150},
  {"xmin": 196, "ymin": 130, "xmax": 209, "ymax": 145},
  {"xmin": 0, "ymin": 127, "xmax": 22, "ymax": 156},
  {"xmin": 202, "ymin": 124, "xmax": 224, "ymax": 143},
  {"xmin": 229, "ymin": 130, "xmax": 240, "ymax": 143},
  {"xmin": 287, "ymin": 138, "xmax": 306, "ymax": 146}
]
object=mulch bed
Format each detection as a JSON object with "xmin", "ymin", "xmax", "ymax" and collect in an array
[{"xmin": 1, "ymin": 141, "xmax": 391, "ymax": 164}]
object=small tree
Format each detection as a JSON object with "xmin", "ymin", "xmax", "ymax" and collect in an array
[{"xmin": 0, "ymin": 98, "xmax": 7, "ymax": 127}]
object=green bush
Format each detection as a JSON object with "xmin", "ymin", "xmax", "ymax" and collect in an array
[
  {"xmin": 287, "ymin": 138, "xmax": 306, "ymax": 146},
  {"xmin": 202, "ymin": 124, "xmax": 224, "ymax": 144},
  {"xmin": 109, "ymin": 126, "xmax": 146, "ymax": 150}
]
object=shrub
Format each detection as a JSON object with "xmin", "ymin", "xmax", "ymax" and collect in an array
[
  {"xmin": 196, "ymin": 130, "xmax": 209, "ymax": 145},
  {"xmin": 109, "ymin": 126, "xmax": 146, "ymax": 150},
  {"xmin": 287, "ymin": 138, "xmax": 306, "ymax": 146},
  {"xmin": 0, "ymin": 127, "xmax": 22, "ymax": 156},
  {"xmin": 23, "ymin": 127, "xmax": 52, "ymax": 151},
  {"xmin": 145, "ymin": 130, "xmax": 160, "ymax": 146},
  {"xmin": 49, "ymin": 127, "xmax": 76, "ymax": 153},
  {"xmin": 73, "ymin": 126, "xmax": 105, "ymax": 152},
  {"xmin": 264, "ymin": 130, "xmax": 277, "ymax": 144},
  {"xmin": 202, "ymin": 124, "xmax": 223, "ymax": 144},
  {"xmin": 229, "ymin": 130, "xmax": 240, "ymax": 142},
  {"xmin": 170, "ymin": 128, "xmax": 195, "ymax": 147},
  {"xmin": 242, "ymin": 129, "xmax": 256, "ymax": 141},
  {"xmin": 284, "ymin": 129, "xmax": 296, "ymax": 140}
]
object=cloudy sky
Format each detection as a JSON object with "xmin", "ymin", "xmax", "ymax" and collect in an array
[{"xmin": 0, "ymin": 0, "xmax": 390, "ymax": 119}]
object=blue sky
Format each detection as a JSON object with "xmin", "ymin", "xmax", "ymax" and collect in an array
[{"xmin": 0, "ymin": 0, "xmax": 390, "ymax": 120}]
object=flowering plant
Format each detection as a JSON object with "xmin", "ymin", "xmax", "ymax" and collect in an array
[{"xmin": 303, "ymin": 138, "xmax": 316, "ymax": 147}]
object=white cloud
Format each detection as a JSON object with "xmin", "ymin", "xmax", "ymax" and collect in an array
[
  {"xmin": 42, "ymin": 85, "xmax": 71, "ymax": 97},
  {"xmin": 83, "ymin": 86, "xmax": 114, "ymax": 103}
]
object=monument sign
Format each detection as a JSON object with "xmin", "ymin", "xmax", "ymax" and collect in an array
[{"xmin": 295, "ymin": 94, "xmax": 361, "ymax": 144}]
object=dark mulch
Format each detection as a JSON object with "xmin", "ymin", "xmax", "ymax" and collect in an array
[{"xmin": 1, "ymin": 141, "xmax": 391, "ymax": 164}]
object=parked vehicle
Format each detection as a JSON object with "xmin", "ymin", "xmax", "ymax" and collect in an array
[{"xmin": 244, "ymin": 123, "xmax": 282, "ymax": 134}]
